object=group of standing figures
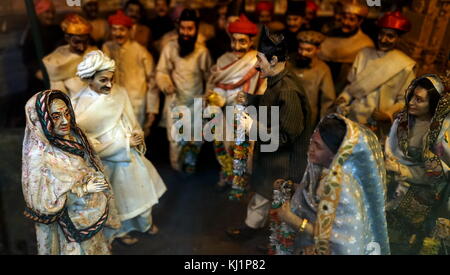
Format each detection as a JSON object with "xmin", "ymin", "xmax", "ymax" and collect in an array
[{"xmin": 20, "ymin": 0, "xmax": 450, "ymax": 255}]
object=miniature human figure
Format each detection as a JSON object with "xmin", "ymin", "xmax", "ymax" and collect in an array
[
  {"xmin": 22, "ymin": 89, "xmax": 119, "ymax": 255},
  {"xmin": 103, "ymin": 10, "xmax": 159, "ymax": 133},
  {"xmin": 73, "ymin": 50, "xmax": 166, "ymax": 245},
  {"xmin": 205, "ymin": 2, "xmax": 232, "ymax": 62},
  {"xmin": 336, "ymin": 11, "xmax": 416, "ymax": 141},
  {"xmin": 22, "ymin": 0, "xmax": 64, "ymax": 92},
  {"xmin": 275, "ymin": 114, "xmax": 390, "ymax": 255},
  {"xmin": 124, "ymin": 0, "xmax": 152, "ymax": 48},
  {"xmin": 318, "ymin": 0, "xmax": 374, "ymax": 94},
  {"xmin": 288, "ymin": 30, "xmax": 335, "ymax": 126},
  {"xmin": 385, "ymin": 74, "xmax": 450, "ymax": 254},
  {"xmin": 282, "ymin": 0, "xmax": 307, "ymax": 56},
  {"xmin": 43, "ymin": 14, "xmax": 97, "ymax": 98},
  {"xmin": 255, "ymin": 1, "xmax": 274, "ymax": 26},
  {"xmin": 205, "ymin": 14, "xmax": 266, "ymax": 191},
  {"xmin": 227, "ymin": 26, "xmax": 312, "ymax": 240},
  {"xmin": 82, "ymin": 0, "xmax": 110, "ymax": 47},
  {"xmin": 156, "ymin": 8, "xmax": 212, "ymax": 173},
  {"xmin": 304, "ymin": 0, "xmax": 321, "ymax": 31},
  {"xmin": 148, "ymin": 0, "xmax": 175, "ymax": 43}
]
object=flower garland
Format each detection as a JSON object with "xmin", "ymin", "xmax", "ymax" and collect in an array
[
  {"xmin": 228, "ymin": 104, "xmax": 250, "ymax": 201},
  {"xmin": 214, "ymin": 140, "xmax": 234, "ymax": 185},
  {"xmin": 268, "ymin": 180, "xmax": 296, "ymax": 255}
]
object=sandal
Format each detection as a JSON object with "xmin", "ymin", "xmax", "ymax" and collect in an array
[
  {"xmin": 118, "ymin": 234, "xmax": 139, "ymax": 245},
  {"xmin": 148, "ymin": 224, "xmax": 159, "ymax": 235}
]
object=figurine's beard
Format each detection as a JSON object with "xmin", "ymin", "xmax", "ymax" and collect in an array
[
  {"xmin": 178, "ymin": 34, "xmax": 197, "ymax": 57},
  {"xmin": 295, "ymin": 56, "xmax": 312, "ymax": 68},
  {"xmin": 330, "ymin": 27, "xmax": 358, "ymax": 38}
]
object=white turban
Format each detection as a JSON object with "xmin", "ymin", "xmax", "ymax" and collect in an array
[{"xmin": 76, "ymin": 50, "xmax": 115, "ymax": 79}]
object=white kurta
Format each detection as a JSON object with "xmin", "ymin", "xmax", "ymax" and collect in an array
[
  {"xmin": 72, "ymin": 86, "xmax": 166, "ymax": 225},
  {"xmin": 43, "ymin": 45, "xmax": 97, "ymax": 97},
  {"xmin": 102, "ymin": 40, "xmax": 159, "ymax": 126},
  {"xmin": 339, "ymin": 48, "xmax": 416, "ymax": 124},
  {"xmin": 156, "ymin": 39, "xmax": 212, "ymax": 170}
]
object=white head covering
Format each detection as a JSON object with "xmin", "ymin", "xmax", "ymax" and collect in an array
[{"xmin": 76, "ymin": 50, "xmax": 115, "ymax": 79}]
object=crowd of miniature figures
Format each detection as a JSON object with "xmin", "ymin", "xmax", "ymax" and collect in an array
[{"xmin": 18, "ymin": 0, "xmax": 450, "ymax": 255}]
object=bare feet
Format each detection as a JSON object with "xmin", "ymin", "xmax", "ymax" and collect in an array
[
  {"xmin": 118, "ymin": 234, "xmax": 139, "ymax": 245},
  {"xmin": 148, "ymin": 224, "xmax": 159, "ymax": 235}
]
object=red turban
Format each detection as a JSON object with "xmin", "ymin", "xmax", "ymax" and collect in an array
[
  {"xmin": 377, "ymin": 11, "xmax": 412, "ymax": 32},
  {"xmin": 228, "ymin": 14, "xmax": 258, "ymax": 35},
  {"xmin": 306, "ymin": 1, "xmax": 319, "ymax": 12},
  {"xmin": 35, "ymin": 0, "xmax": 54, "ymax": 15},
  {"xmin": 256, "ymin": 1, "xmax": 274, "ymax": 14},
  {"xmin": 108, "ymin": 10, "xmax": 134, "ymax": 28}
]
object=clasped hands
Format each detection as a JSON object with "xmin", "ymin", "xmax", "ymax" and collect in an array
[
  {"xmin": 130, "ymin": 131, "xmax": 145, "ymax": 147},
  {"xmin": 84, "ymin": 173, "xmax": 109, "ymax": 194}
]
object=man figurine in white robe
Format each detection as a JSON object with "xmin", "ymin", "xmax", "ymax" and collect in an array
[
  {"xmin": 289, "ymin": 30, "xmax": 336, "ymax": 126},
  {"xmin": 73, "ymin": 50, "xmax": 167, "ymax": 245},
  {"xmin": 43, "ymin": 14, "xmax": 97, "ymax": 98},
  {"xmin": 205, "ymin": 14, "xmax": 266, "ymax": 191},
  {"xmin": 337, "ymin": 11, "xmax": 416, "ymax": 141},
  {"xmin": 318, "ymin": 0, "xmax": 374, "ymax": 94},
  {"xmin": 103, "ymin": 10, "xmax": 159, "ymax": 135},
  {"xmin": 156, "ymin": 8, "xmax": 213, "ymax": 173}
]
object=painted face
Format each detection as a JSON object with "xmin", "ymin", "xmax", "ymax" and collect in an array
[
  {"xmin": 83, "ymin": 2, "xmax": 99, "ymax": 20},
  {"xmin": 66, "ymin": 34, "xmax": 90, "ymax": 55},
  {"xmin": 111, "ymin": 24, "xmax": 130, "ymax": 45},
  {"xmin": 255, "ymin": 52, "xmax": 275, "ymax": 79},
  {"xmin": 298, "ymin": 42, "xmax": 318, "ymax": 60},
  {"xmin": 377, "ymin": 28, "xmax": 399, "ymax": 52},
  {"xmin": 155, "ymin": 0, "xmax": 169, "ymax": 17},
  {"xmin": 307, "ymin": 131, "xmax": 335, "ymax": 168},
  {"xmin": 230, "ymin": 33, "xmax": 253, "ymax": 58},
  {"xmin": 125, "ymin": 3, "xmax": 141, "ymax": 24},
  {"xmin": 341, "ymin": 12, "xmax": 361, "ymax": 33},
  {"xmin": 258, "ymin": 11, "xmax": 272, "ymax": 24},
  {"xmin": 305, "ymin": 8, "xmax": 316, "ymax": 22},
  {"xmin": 50, "ymin": 99, "xmax": 71, "ymax": 138},
  {"xmin": 179, "ymin": 21, "xmax": 197, "ymax": 40},
  {"xmin": 37, "ymin": 7, "xmax": 55, "ymax": 26},
  {"xmin": 408, "ymin": 86, "xmax": 430, "ymax": 118},
  {"xmin": 286, "ymin": 15, "xmax": 303, "ymax": 33},
  {"xmin": 89, "ymin": 71, "xmax": 114, "ymax": 94}
]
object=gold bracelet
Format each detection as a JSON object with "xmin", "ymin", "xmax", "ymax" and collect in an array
[{"xmin": 299, "ymin": 219, "xmax": 308, "ymax": 232}]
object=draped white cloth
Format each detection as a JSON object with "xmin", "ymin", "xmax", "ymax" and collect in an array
[
  {"xmin": 43, "ymin": 45, "xmax": 98, "ymax": 97},
  {"xmin": 339, "ymin": 48, "xmax": 416, "ymax": 124},
  {"xmin": 22, "ymin": 92, "xmax": 114, "ymax": 255},
  {"xmin": 72, "ymin": 86, "xmax": 166, "ymax": 223}
]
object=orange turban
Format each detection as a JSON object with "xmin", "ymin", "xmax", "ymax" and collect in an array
[
  {"xmin": 108, "ymin": 10, "xmax": 134, "ymax": 28},
  {"xmin": 61, "ymin": 14, "xmax": 92, "ymax": 35},
  {"xmin": 228, "ymin": 14, "xmax": 258, "ymax": 35},
  {"xmin": 35, "ymin": 0, "xmax": 54, "ymax": 15}
]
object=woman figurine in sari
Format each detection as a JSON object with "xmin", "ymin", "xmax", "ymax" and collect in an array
[
  {"xmin": 385, "ymin": 74, "xmax": 450, "ymax": 254},
  {"xmin": 22, "ymin": 90, "xmax": 120, "ymax": 255},
  {"xmin": 274, "ymin": 114, "xmax": 390, "ymax": 255}
]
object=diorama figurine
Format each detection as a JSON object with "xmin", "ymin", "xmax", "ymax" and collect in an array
[
  {"xmin": 73, "ymin": 50, "xmax": 166, "ymax": 245},
  {"xmin": 103, "ymin": 10, "xmax": 159, "ymax": 133},
  {"xmin": 385, "ymin": 74, "xmax": 449, "ymax": 254},
  {"xmin": 337, "ymin": 11, "xmax": 416, "ymax": 141},
  {"xmin": 227, "ymin": 26, "xmax": 312, "ymax": 241},
  {"xmin": 43, "ymin": 14, "xmax": 97, "ymax": 97},
  {"xmin": 276, "ymin": 115, "xmax": 390, "ymax": 255},
  {"xmin": 318, "ymin": 0, "xmax": 374, "ymax": 94},
  {"xmin": 22, "ymin": 90, "xmax": 119, "ymax": 255},
  {"xmin": 156, "ymin": 8, "xmax": 212, "ymax": 173},
  {"xmin": 205, "ymin": 14, "xmax": 266, "ymax": 193},
  {"xmin": 289, "ymin": 30, "xmax": 335, "ymax": 126}
]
